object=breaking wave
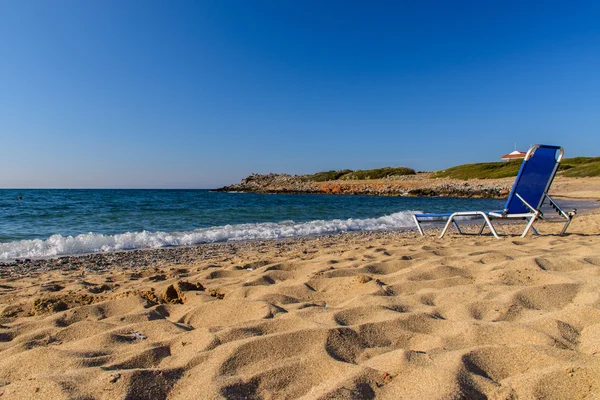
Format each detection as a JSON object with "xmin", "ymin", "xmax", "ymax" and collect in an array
[{"xmin": 0, "ymin": 211, "xmax": 419, "ymax": 261}]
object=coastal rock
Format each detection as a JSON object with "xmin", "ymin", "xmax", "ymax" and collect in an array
[{"xmin": 216, "ymin": 173, "xmax": 512, "ymax": 199}]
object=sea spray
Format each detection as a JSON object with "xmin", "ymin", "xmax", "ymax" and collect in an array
[{"xmin": 0, "ymin": 211, "xmax": 419, "ymax": 261}]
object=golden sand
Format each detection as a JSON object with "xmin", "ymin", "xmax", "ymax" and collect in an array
[{"xmin": 1, "ymin": 206, "xmax": 599, "ymax": 399}]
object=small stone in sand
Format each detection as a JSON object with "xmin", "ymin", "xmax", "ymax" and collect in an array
[
  {"xmin": 131, "ymin": 331, "xmax": 146, "ymax": 341},
  {"xmin": 210, "ymin": 290, "xmax": 225, "ymax": 299}
]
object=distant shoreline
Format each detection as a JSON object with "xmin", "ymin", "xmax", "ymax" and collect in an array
[
  {"xmin": 217, "ymin": 172, "xmax": 600, "ymax": 201},
  {"xmin": 215, "ymin": 172, "xmax": 513, "ymax": 199}
]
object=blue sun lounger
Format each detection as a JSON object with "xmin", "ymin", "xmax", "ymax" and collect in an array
[{"xmin": 413, "ymin": 144, "xmax": 576, "ymax": 239}]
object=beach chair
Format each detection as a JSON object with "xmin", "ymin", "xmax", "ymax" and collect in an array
[{"xmin": 413, "ymin": 144, "xmax": 576, "ymax": 239}]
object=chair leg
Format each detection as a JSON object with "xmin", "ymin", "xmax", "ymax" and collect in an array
[
  {"xmin": 481, "ymin": 215, "xmax": 500, "ymax": 239},
  {"xmin": 521, "ymin": 215, "xmax": 538, "ymax": 238},
  {"xmin": 440, "ymin": 215, "xmax": 456, "ymax": 238},
  {"xmin": 478, "ymin": 222, "xmax": 486, "ymax": 235},
  {"xmin": 559, "ymin": 216, "xmax": 573, "ymax": 235},
  {"xmin": 413, "ymin": 215, "xmax": 425, "ymax": 236},
  {"xmin": 441, "ymin": 213, "xmax": 499, "ymax": 239},
  {"xmin": 452, "ymin": 220, "xmax": 462, "ymax": 234}
]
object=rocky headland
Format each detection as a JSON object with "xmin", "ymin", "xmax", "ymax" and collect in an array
[
  {"xmin": 215, "ymin": 155, "xmax": 600, "ymax": 199},
  {"xmin": 215, "ymin": 172, "xmax": 513, "ymax": 198}
]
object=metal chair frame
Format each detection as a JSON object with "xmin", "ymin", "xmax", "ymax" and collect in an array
[{"xmin": 413, "ymin": 145, "xmax": 576, "ymax": 239}]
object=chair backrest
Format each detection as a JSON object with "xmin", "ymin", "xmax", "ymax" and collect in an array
[{"xmin": 502, "ymin": 144, "xmax": 563, "ymax": 215}]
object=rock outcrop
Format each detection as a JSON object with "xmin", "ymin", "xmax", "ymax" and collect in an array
[{"xmin": 215, "ymin": 173, "xmax": 512, "ymax": 198}]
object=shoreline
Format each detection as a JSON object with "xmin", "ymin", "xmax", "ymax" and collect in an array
[
  {"xmin": 0, "ymin": 230, "xmax": 419, "ymax": 273},
  {"xmin": 1, "ymin": 197, "xmax": 597, "ymax": 265},
  {"xmin": 3, "ymin": 205, "xmax": 599, "ymax": 272}
]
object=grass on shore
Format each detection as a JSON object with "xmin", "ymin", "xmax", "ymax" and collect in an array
[
  {"xmin": 432, "ymin": 157, "xmax": 600, "ymax": 179},
  {"xmin": 561, "ymin": 158, "xmax": 600, "ymax": 177},
  {"xmin": 298, "ymin": 156, "xmax": 600, "ymax": 183},
  {"xmin": 302, "ymin": 170, "xmax": 353, "ymax": 182},
  {"xmin": 431, "ymin": 160, "xmax": 522, "ymax": 179},
  {"xmin": 339, "ymin": 167, "xmax": 416, "ymax": 180},
  {"xmin": 303, "ymin": 167, "xmax": 416, "ymax": 182}
]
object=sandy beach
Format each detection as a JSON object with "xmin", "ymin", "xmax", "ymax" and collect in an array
[
  {"xmin": 4, "ymin": 0, "xmax": 599, "ymax": 398},
  {"xmin": 1, "ymin": 199, "xmax": 600, "ymax": 399}
]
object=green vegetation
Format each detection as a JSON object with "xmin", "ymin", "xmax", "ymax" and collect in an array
[
  {"xmin": 303, "ymin": 166, "xmax": 416, "ymax": 182},
  {"xmin": 299, "ymin": 156, "xmax": 600, "ymax": 183},
  {"xmin": 339, "ymin": 167, "xmax": 416, "ymax": 180},
  {"xmin": 561, "ymin": 157, "xmax": 600, "ymax": 177},
  {"xmin": 432, "ymin": 157, "xmax": 600, "ymax": 179},
  {"xmin": 431, "ymin": 160, "xmax": 523, "ymax": 179},
  {"xmin": 302, "ymin": 170, "xmax": 353, "ymax": 182}
]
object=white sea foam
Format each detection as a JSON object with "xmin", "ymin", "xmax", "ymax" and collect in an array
[{"xmin": 0, "ymin": 211, "xmax": 420, "ymax": 261}]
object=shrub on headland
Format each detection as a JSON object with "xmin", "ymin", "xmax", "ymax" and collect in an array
[
  {"xmin": 431, "ymin": 161, "xmax": 522, "ymax": 179},
  {"xmin": 303, "ymin": 167, "xmax": 415, "ymax": 181},
  {"xmin": 303, "ymin": 170, "xmax": 353, "ymax": 182},
  {"xmin": 339, "ymin": 167, "xmax": 416, "ymax": 180}
]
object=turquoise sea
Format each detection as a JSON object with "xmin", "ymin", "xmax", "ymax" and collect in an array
[{"xmin": 0, "ymin": 190, "xmax": 590, "ymax": 261}]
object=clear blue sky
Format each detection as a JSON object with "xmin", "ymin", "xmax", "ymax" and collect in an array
[{"xmin": 1, "ymin": 0, "xmax": 599, "ymax": 188}]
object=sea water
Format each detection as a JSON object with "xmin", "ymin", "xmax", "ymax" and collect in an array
[{"xmin": 0, "ymin": 189, "xmax": 590, "ymax": 261}]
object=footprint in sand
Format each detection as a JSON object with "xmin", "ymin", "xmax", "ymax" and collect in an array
[
  {"xmin": 513, "ymin": 283, "xmax": 580, "ymax": 311},
  {"xmin": 584, "ymin": 257, "xmax": 600, "ymax": 266},
  {"xmin": 407, "ymin": 266, "xmax": 471, "ymax": 282},
  {"xmin": 511, "ymin": 240, "xmax": 528, "ymax": 246},
  {"xmin": 243, "ymin": 275, "xmax": 276, "ymax": 286},
  {"xmin": 361, "ymin": 263, "xmax": 399, "ymax": 276},
  {"xmin": 460, "ymin": 346, "xmax": 557, "ymax": 383},
  {"xmin": 534, "ymin": 257, "xmax": 588, "ymax": 271},
  {"xmin": 205, "ymin": 270, "xmax": 244, "ymax": 280},
  {"xmin": 420, "ymin": 293, "xmax": 436, "ymax": 306}
]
